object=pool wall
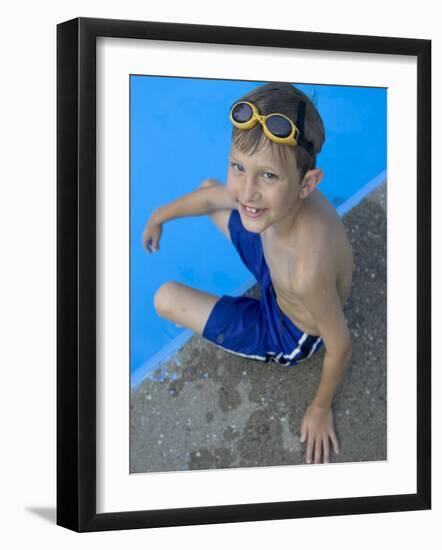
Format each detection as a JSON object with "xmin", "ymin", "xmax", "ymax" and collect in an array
[
  {"xmin": 131, "ymin": 168, "xmax": 386, "ymax": 390},
  {"xmin": 130, "ymin": 77, "xmax": 387, "ymax": 388}
]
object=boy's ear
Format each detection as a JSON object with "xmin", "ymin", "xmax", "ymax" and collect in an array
[{"xmin": 299, "ymin": 168, "xmax": 324, "ymax": 199}]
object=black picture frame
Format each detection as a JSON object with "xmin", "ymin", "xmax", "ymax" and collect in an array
[{"xmin": 57, "ymin": 17, "xmax": 431, "ymax": 532}]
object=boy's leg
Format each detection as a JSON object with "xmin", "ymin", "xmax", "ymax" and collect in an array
[
  {"xmin": 199, "ymin": 179, "xmax": 232, "ymax": 240},
  {"xmin": 154, "ymin": 281, "xmax": 219, "ymax": 335}
]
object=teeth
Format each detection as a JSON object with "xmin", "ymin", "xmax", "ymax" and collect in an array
[{"xmin": 245, "ymin": 206, "xmax": 258, "ymax": 213}]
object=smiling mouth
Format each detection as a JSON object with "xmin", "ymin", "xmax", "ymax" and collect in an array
[{"xmin": 240, "ymin": 203, "xmax": 268, "ymax": 218}]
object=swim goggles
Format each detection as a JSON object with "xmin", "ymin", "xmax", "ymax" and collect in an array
[{"xmin": 229, "ymin": 99, "xmax": 313, "ymax": 153}]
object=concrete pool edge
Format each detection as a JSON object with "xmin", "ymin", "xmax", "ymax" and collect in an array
[
  {"xmin": 336, "ymin": 169, "xmax": 386, "ymax": 217},
  {"xmin": 131, "ymin": 169, "xmax": 387, "ymax": 391}
]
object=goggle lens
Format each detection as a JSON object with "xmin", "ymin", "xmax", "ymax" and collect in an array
[
  {"xmin": 266, "ymin": 115, "xmax": 293, "ymax": 138},
  {"xmin": 232, "ymin": 103, "xmax": 253, "ymax": 123}
]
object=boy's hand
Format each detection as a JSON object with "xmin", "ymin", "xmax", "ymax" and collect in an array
[
  {"xmin": 299, "ymin": 403, "xmax": 339, "ymax": 464},
  {"xmin": 142, "ymin": 214, "xmax": 163, "ymax": 253}
]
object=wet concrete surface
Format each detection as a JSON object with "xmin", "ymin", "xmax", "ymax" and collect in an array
[{"xmin": 130, "ymin": 183, "xmax": 387, "ymax": 472}]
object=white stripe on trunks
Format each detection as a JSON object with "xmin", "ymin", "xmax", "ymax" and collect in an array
[
  {"xmin": 209, "ymin": 341, "xmax": 268, "ymax": 362},
  {"xmin": 283, "ymin": 333, "xmax": 309, "ymax": 361},
  {"xmin": 207, "ymin": 335, "xmax": 321, "ymax": 365},
  {"xmin": 306, "ymin": 337, "xmax": 322, "ymax": 359}
]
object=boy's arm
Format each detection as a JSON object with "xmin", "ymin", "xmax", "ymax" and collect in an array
[
  {"xmin": 143, "ymin": 179, "xmax": 236, "ymax": 252},
  {"xmin": 153, "ymin": 179, "xmax": 236, "ymax": 224},
  {"xmin": 293, "ymin": 270, "xmax": 352, "ymax": 463}
]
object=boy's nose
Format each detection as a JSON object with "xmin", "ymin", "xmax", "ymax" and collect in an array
[{"xmin": 242, "ymin": 176, "xmax": 261, "ymax": 203}]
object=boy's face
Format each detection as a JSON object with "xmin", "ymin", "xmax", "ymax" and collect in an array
[{"xmin": 226, "ymin": 141, "xmax": 305, "ymax": 234}]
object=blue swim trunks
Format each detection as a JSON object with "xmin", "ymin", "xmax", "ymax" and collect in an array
[{"xmin": 202, "ymin": 209, "xmax": 324, "ymax": 367}]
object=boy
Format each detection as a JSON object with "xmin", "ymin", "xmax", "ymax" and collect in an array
[{"xmin": 142, "ymin": 83, "xmax": 354, "ymax": 464}]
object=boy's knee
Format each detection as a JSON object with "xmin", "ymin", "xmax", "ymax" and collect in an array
[{"xmin": 154, "ymin": 281, "xmax": 181, "ymax": 317}]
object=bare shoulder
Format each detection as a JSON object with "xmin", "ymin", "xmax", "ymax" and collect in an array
[
  {"xmin": 291, "ymin": 190, "xmax": 353, "ymax": 301},
  {"xmin": 290, "ymin": 241, "xmax": 335, "ymax": 297},
  {"xmin": 290, "ymin": 193, "xmax": 343, "ymax": 290}
]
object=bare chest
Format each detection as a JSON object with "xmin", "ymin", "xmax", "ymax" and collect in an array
[
  {"xmin": 260, "ymin": 236, "xmax": 306, "ymax": 310},
  {"xmin": 260, "ymin": 228, "xmax": 353, "ymax": 335},
  {"xmin": 261, "ymin": 238, "xmax": 294, "ymax": 293}
]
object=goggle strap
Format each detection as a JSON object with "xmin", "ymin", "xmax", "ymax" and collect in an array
[
  {"xmin": 296, "ymin": 100, "xmax": 314, "ymax": 155},
  {"xmin": 296, "ymin": 100, "xmax": 306, "ymax": 135}
]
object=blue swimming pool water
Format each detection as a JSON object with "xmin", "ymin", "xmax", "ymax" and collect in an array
[{"xmin": 130, "ymin": 77, "xmax": 386, "ymax": 387}]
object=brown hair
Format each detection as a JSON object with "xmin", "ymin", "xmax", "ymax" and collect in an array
[{"xmin": 231, "ymin": 82, "xmax": 325, "ymax": 180}]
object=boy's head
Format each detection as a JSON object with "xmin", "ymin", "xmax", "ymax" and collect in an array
[
  {"xmin": 230, "ymin": 82, "xmax": 325, "ymax": 182},
  {"xmin": 226, "ymin": 83, "xmax": 326, "ymax": 234}
]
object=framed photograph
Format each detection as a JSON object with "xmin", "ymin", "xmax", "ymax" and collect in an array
[{"xmin": 57, "ymin": 17, "xmax": 431, "ymax": 532}]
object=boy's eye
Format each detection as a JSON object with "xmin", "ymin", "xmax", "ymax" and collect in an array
[
  {"xmin": 263, "ymin": 171, "xmax": 278, "ymax": 181},
  {"xmin": 231, "ymin": 162, "xmax": 244, "ymax": 173}
]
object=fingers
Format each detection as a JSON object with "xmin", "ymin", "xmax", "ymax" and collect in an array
[
  {"xmin": 330, "ymin": 430, "xmax": 340, "ymax": 455},
  {"xmin": 305, "ymin": 433, "xmax": 314, "ymax": 464},
  {"xmin": 148, "ymin": 238, "xmax": 159, "ymax": 253},
  {"xmin": 143, "ymin": 232, "xmax": 160, "ymax": 253},
  {"xmin": 323, "ymin": 438, "xmax": 330, "ymax": 464},
  {"xmin": 299, "ymin": 420, "xmax": 307, "ymax": 444},
  {"xmin": 314, "ymin": 437, "xmax": 322, "ymax": 464},
  {"xmin": 145, "ymin": 240, "xmax": 155, "ymax": 253},
  {"xmin": 142, "ymin": 218, "xmax": 163, "ymax": 253},
  {"xmin": 306, "ymin": 435, "xmax": 328, "ymax": 464},
  {"xmin": 300, "ymin": 408, "xmax": 339, "ymax": 464},
  {"xmin": 303, "ymin": 432, "xmax": 336, "ymax": 464},
  {"xmin": 305, "ymin": 436, "xmax": 331, "ymax": 464},
  {"xmin": 142, "ymin": 231, "xmax": 152, "ymax": 252}
]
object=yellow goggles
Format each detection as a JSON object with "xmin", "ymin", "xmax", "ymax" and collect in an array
[{"xmin": 229, "ymin": 100, "xmax": 313, "ymax": 152}]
